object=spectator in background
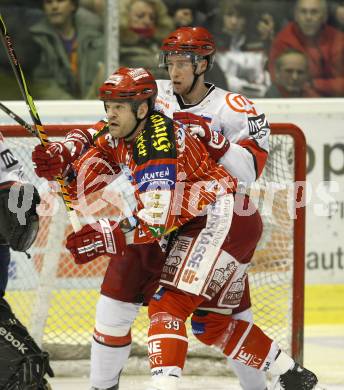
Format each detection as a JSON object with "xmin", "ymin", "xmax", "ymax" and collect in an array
[
  {"xmin": 329, "ymin": 1, "xmax": 344, "ymax": 31},
  {"xmin": 163, "ymin": 0, "xmax": 204, "ymax": 27},
  {"xmin": 265, "ymin": 49, "xmax": 320, "ymax": 97},
  {"xmin": 0, "ymin": 3, "xmax": 43, "ymax": 100},
  {"xmin": 215, "ymin": 2, "xmax": 248, "ymax": 52},
  {"xmin": 119, "ymin": 0, "xmax": 174, "ymax": 79},
  {"xmin": 214, "ymin": 3, "xmax": 271, "ymax": 97},
  {"xmin": 30, "ymin": 0, "xmax": 104, "ymax": 99},
  {"xmin": 246, "ymin": 10, "xmax": 276, "ymax": 55},
  {"xmin": 269, "ymin": 0, "xmax": 344, "ymax": 97}
]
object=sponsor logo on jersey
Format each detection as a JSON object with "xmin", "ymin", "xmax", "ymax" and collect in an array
[
  {"xmin": 226, "ymin": 93, "xmax": 258, "ymax": 116},
  {"xmin": 248, "ymin": 113, "xmax": 270, "ymax": 139},
  {"xmin": 178, "ymin": 195, "xmax": 233, "ymax": 295},
  {"xmin": 151, "ymin": 114, "xmax": 172, "ymax": 153},
  {"xmin": 148, "ymin": 226, "xmax": 165, "ymax": 238},
  {"xmin": 135, "ymin": 129, "xmax": 149, "ymax": 158},
  {"xmin": 222, "ymin": 277, "xmax": 245, "ymax": 307},
  {"xmin": 133, "ymin": 112, "xmax": 176, "ymax": 164},
  {"xmin": 161, "ymin": 236, "xmax": 193, "ymax": 283},
  {"xmin": 184, "ymin": 200, "xmax": 228, "ymax": 273},
  {"xmin": 204, "ymin": 261, "xmax": 237, "ymax": 297},
  {"xmin": 135, "ymin": 164, "xmax": 176, "ymax": 191},
  {"xmin": 0, "ymin": 149, "xmax": 18, "ymax": 169}
]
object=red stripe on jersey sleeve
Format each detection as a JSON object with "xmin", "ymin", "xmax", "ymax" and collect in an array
[{"xmin": 238, "ymin": 139, "xmax": 268, "ymax": 179}]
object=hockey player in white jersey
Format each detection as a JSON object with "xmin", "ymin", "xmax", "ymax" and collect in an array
[
  {"xmin": 156, "ymin": 28, "xmax": 269, "ymax": 186},
  {"xmin": 0, "ymin": 133, "xmax": 54, "ymax": 389},
  {"xmin": 31, "ymin": 27, "xmax": 317, "ymax": 390}
]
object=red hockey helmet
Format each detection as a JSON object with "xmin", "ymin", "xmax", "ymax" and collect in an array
[
  {"xmin": 99, "ymin": 67, "xmax": 157, "ymax": 108},
  {"xmin": 159, "ymin": 27, "xmax": 216, "ymax": 71}
]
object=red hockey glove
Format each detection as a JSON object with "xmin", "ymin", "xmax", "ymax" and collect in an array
[
  {"xmin": 173, "ymin": 112, "xmax": 230, "ymax": 161},
  {"xmin": 66, "ymin": 218, "xmax": 126, "ymax": 264},
  {"xmin": 32, "ymin": 142, "xmax": 72, "ymax": 180}
]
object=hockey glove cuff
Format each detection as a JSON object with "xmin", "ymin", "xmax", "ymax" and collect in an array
[{"xmin": 66, "ymin": 218, "xmax": 126, "ymax": 264}]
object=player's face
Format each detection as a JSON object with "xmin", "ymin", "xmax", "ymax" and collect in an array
[
  {"xmin": 166, "ymin": 54, "xmax": 196, "ymax": 95},
  {"xmin": 105, "ymin": 101, "xmax": 137, "ymax": 139},
  {"xmin": 43, "ymin": 0, "xmax": 76, "ymax": 27}
]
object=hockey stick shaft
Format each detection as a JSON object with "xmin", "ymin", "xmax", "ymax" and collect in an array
[
  {"xmin": 0, "ymin": 101, "xmax": 36, "ymax": 135},
  {"xmin": 0, "ymin": 14, "xmax": 81, "ymax": 231},
  {"xmin": 0, "ymin": 102, "xmax": 135, "ymax": 232}
]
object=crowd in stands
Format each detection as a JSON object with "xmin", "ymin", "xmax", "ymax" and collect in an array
[{"xmin": 1, "ymin": 0, "xmax": 344, "ymax": 99}]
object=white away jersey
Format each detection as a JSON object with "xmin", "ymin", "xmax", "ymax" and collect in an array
[
  {"xmin": 155, "ymin": 80, "xmax": 270, "ymax": 184},
  {"xmin": 0, "ymin": 132, "xmax": 25, "ymax": 185}
]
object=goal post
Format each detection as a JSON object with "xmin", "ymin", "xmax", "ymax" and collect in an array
[{"xmin": 0, "ymin": 123, "xmax": 306, "ymax": 366}]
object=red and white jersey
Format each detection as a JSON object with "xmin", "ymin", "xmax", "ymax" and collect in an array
[
  {"xmin": 155, "ymin": 80, "xmax": 270, "ymax": 184},
  {"xmin": 0, "ymin": 132, "xmax": 26, "ymax": 185},
  {"xmin": 64, "ymin": 81, "xmax": 270, "ymax": 214},
  {"xmin": 72, "ymin": 111, "xmax": 236, "ymax": 243}
]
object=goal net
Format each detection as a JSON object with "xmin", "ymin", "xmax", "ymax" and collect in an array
[{"xmin": 1, "ymin": 123, "xmax": 306, "ymax": 368}]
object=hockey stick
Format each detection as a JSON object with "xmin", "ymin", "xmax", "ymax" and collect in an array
[
  {"xmin": 0, "ymin": 101, "xmax": 36, "ymax": 135},
  {"xmin": 0, "ymin": 14, "xmax": 81, "ymax": 231},
  {"xmin": 0, "ymin": 104, "xmax": 137, "ymax": 233}
]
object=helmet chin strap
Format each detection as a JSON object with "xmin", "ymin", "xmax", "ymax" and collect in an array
[
  {"xmin": 185, "ymin": 62, "xmax": 206, "ymax": 96},
  {"xmin": 124, "ymin": 103, "xmax": 150, "ymax": 141},
  {"xmin": 124, "ymin": 116, "xmax": 143, "ymax": 141},
  {"xmin": 186, "ymin": 73, "xmax": 199, "ymax": 95}
]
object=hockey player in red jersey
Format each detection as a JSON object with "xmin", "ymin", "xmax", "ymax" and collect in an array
[
  {"xmin": 35, "ymin": 67, "xmax": 316, "ymax": 390},
  {"xmin": 32, "ymin": 27, "xmax": 267, "ymax": 390},
  {"xmin": 31, "ymin": 29, "xmax": 317, "ymax": 390}
]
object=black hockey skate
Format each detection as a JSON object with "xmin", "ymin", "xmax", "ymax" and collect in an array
[{"xmin": 278, "ymin": 363, "xmax": 318, "ymax": 389}]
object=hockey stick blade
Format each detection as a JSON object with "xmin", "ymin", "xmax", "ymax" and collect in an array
[{"xmin": 0, "ymin": 102, "xmax": 37, "ymax": 136}]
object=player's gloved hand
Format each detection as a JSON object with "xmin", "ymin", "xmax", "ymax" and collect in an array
[
  {"xmin": 66, "ymin": 218, "xmax": 126, "ymax": 264},
  {"xmin": 173, "ymin": 112, "xmax": 230, "ymax": 161},
  {"xmin": 32, "ymin": 142, "xmax": 72, "ymax": 180}
]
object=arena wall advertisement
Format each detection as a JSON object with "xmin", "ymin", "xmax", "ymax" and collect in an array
[{"xmin": 261, "ymin": 98, "xmax": 344, "ymax": 286}]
